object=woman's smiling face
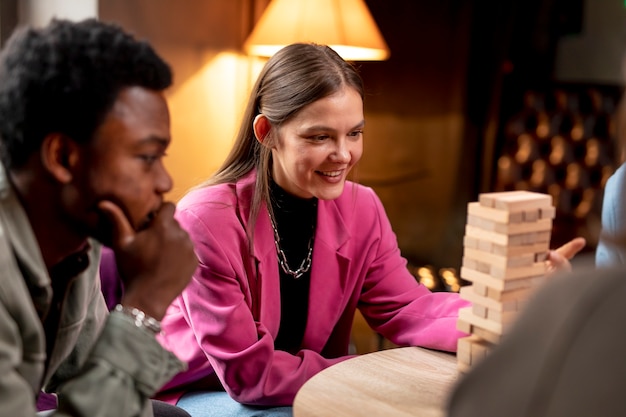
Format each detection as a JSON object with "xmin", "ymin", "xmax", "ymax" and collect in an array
[{"xmin": 269, "ymin": 86, "xmax": 364, "ymax": 200}]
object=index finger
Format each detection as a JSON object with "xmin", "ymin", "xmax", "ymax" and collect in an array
[
  {"xmin": 98, "ymin": 200, "xmax": 136, "ymax": 248},
  {"xmin": 555, "ymin": 237, "xmax": 586, "ymax": 260}
]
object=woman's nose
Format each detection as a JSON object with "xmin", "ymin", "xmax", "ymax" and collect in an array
[{"xmin": 330, "ymin": 139, "xmax": 351, "ymax": 162}]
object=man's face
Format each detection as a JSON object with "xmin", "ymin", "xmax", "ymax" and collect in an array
[{"xmin": 67, "ymin": 86, "xmax": 173, "ymax": 245}]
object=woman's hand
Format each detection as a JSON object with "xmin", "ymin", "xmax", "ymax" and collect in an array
[{"xmin": 546, "ymin": 237, "xmax": 586, "ymax": 274}]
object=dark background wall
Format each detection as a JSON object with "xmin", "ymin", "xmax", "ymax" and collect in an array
[{"xmin": 2, "ymin": 0, "xmax": 622, "ymax": 278}]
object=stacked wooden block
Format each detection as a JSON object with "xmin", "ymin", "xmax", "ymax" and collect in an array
[{"xmin": 456, "ymin": 190, "xmax": 555, "ymax": 372}]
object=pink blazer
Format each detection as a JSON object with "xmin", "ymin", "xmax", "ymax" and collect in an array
[{"xmin": 157, "ymin": 171, "xmax": 467, "ymax": 405}]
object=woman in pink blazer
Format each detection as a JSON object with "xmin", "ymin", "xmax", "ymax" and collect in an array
[
  {"xmin": 156, "ymin": 43, "xmax": 467, "ymax": 417},
  {"xmin": 148, "ymin": 43, "xmax": 583, "ymax": 417}
]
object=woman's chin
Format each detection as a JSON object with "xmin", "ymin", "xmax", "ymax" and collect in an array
[{"xmin": 313, "ymin": 183, "xmax": 346, "ymax": 200}]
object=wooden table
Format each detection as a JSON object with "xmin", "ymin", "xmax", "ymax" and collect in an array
[{"xmin": 293, "ymin": 347, "xmax": 459, "ymax": 417}]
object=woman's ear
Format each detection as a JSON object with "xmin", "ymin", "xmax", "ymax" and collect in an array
[
  {"xmin": 253, "ymin": 114, "xmax": 272, "ymax": 145},
  {"xmin": 40, "ymin": 133, "xmax": 80, "ymax": 184}
]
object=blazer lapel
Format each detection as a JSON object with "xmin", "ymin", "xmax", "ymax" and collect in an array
[
  {"xmin": 235, "ymin": 172, "xmax": 353, "ymax": 348},
  {"xmin": 253, "ymin": 210, "xmax": 283, "ymax": 335},
  {"xmin": 302, "ymin": 199, "xmax": 351, "ymax": 351},
  {"xmin": 235, "ymin": 172, "xmax": 281, "ymax": 332}
]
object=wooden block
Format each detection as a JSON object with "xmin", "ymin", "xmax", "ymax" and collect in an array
[
  {"xmin": 472, "ymin": 325, "xmax": 501, "ymax": 344},
  {"xmin": 479, "ymin": 191, "xmax": 552, "ymax": 212},
  {"xmin": 539, "ymin": 206, "xmax": 556, "ymax": 219},
  {"xmin": 463, "ymin": 235, "xmax": 479, "ymax": 249},
  {"xmin": 462, "ymin": 256, "xmax": 478, "ymax": 271},
  {"xmin": 459, "ymin": 285, "xmax": 519, "ymax": 311},
  {"xmin": 478, "ymin": 238, "xmax": 493, "ymax": 253},
  {"xmin": 463, "ymin": 247, "xmax": 534, "ymax": 269},
  {"xmin": 478, "ymin": 191, "xmax": 525, "ymax": 208},
  {"xmin": 457, "ymin": 360, "xmax": 471, "ymax": 374},
  {"xmin": 468, "ymin": 201, "xmax": 553, "ymax": 226},
  {"xmin": 464, "ymin": 237, "xmax": 546, "ymax": 266},
  {"xmin": 457, "ymin": 335, "xmax": 473, "ymax": 365},
  {"xmin": 472, "ymin": 304, "xmax": 488, "ymax": 318},
  {"xmin": 523, "ymin": 209, "xmax": 539, "ymax": 222},
  {"xmin": 460, "ymin": 266, "xmax": 508, "ymax": 290},
  {"xmin": 463, "ymin": 257, "xmax": 547, "ymax": 281},
  {"xmin": 471, "ymin": 337, "xmax": 495, "ymax": 364},
  {"xmin": 507, "ymin": 230, "xmax": 551, "ymax": 246},
  {"xmin": 467, "ymin": 214, "xmax": 552, "ymax": 235},
  {"xmin": 487, "ymin": 308, "xmax": 518, "ymax": 324},
  {"xmin": 459, "ymin": 306, "xmax": 505, "ymax": 335},
  {"xmin": 462, "ymin": 256, "xmax": 490, "ymax": 274},
  {"xmin": 467, "ymin": 202, "xmax": 522, "ymax": 224},
  {"xmin": 461, "ymin": 267, "xmax": 544, "ymax": 291},
  {"xmin": 473, "ymin": 283, "xmax": 488, "ymax": 296},
  {"xmin": 490, "ymin": 241, "xmax": 550, "ymax": 257},
  {"xmin": 457, "ymin": 316, "xmax": 502, "ymax": 344},
  {"xmin": 465, "ymin": 225, "xmax": 510, "ymax": 246},
  {"xmin": 485, "ymin": 285, "xmax": 535, "ymax": 303},
  {"xmin": 457, "ymin": 335, "xmax": 495, "ymax": 369},
  {"xmin": 457, "ymin": 317, "xmax": 472, "ymax": 334},
  {"xmin": 490, "ymin": 262, "xmax": 547, "ymax": 280},
  {"xmin": 493, "ymin": 192, "xmax": 552, "ymax": 212},
  {"xmin": 465, "ymin": 225, "xmax": 550, "ymax": 247}
]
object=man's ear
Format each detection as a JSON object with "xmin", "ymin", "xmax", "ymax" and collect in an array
[
  {"xmin": 253, "ymin": 114, "xmax": 272, "ymax": 145},
  {"xmin": 40, "ymin": 133, "xmax": 80, "ymax": 184}
]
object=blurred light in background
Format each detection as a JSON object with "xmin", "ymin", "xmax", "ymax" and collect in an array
[
  {"xmin": 439, "ymin": 268, "xmax": 461, "ymax": 292},
  {"xmin": 244, "ymin": 0, "xmax": 390, "ymax": 61},
  {"xmin": 165, "ymin": 52, "xmax": 265, "ymax": 201},
  {"xmin": 413, "ymin": 265, "xmax": 462, "ymax": 293},
  {"xmin": 416, "ymin": 266, "xmax": 437, "ymax": 290}
]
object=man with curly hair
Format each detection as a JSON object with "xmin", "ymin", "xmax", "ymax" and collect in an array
[{"xmin": 0, "ymin": 18, "xmax": 198, "ymax": 417}]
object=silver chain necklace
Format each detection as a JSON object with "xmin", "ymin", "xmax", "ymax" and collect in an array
[{"xmin": 270, "ymin": 216, "xmax": 314, "ymax": 279}]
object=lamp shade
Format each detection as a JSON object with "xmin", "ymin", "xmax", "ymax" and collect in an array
[{"xmin": 244, "ymin": 0, "xmax": 390, "ymax": 61}]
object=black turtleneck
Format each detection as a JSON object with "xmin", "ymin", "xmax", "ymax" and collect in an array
[{"xmin": 269, "ymin": 179, "xmax": 317, "ymax": 353}]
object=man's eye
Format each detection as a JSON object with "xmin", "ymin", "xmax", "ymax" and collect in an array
[
  {"xmin": 139, "ymin": 155, "xmax": 158, "ymax": 164},
  {"xmin": 349, "ymin": 130, "xmax": 363, "ymax": 137}
]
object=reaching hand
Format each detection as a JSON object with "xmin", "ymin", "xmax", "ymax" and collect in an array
[
  {"xmin": 546, "ymin": 237, "xmax": 586, "ymax": 275},
  {"xmin": 98, "ymin": 200, "xmax": 198, "ymax": 320}
]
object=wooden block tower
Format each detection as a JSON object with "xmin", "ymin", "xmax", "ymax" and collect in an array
[{"xmin": 456, "ymin": 190, "xmax": 555, "ymax": 373}]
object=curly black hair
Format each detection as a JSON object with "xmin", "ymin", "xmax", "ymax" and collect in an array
[{"xmin": 0, "ymin": 18, "xmax": 172, "ymax": 170}]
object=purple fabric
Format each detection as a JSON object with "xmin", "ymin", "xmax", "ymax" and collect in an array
[
  {"xmin": 36, "ymin": 392, "xmax": 57, "ymax": 411},
  {"xmin": 99, "ymin": 247, "xmax": 124, "ymax": 311}
]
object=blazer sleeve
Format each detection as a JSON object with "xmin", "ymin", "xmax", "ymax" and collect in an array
[
  {"xmin": 172, "ymin": 206, "xmax": 349, "ymax": 406},
  {"xmin": 355, "ymin": 187, "xmax": 468, "ymax": 352}
]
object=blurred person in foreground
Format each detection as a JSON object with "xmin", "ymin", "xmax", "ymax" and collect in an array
[
  {"xmin": 0, "ymin": 18, "xmax": 197, "ymax": 416},
  {"xmin": 447, "ymin": 262, "xmax": 625, "ymax": 417},
  {"xmin": 596, "ymin": 90, "xmax": 626, "ymax": 267},
  {"xmin": 596, "ymin": 162, "xmax": 626, "ymax": 266}
]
